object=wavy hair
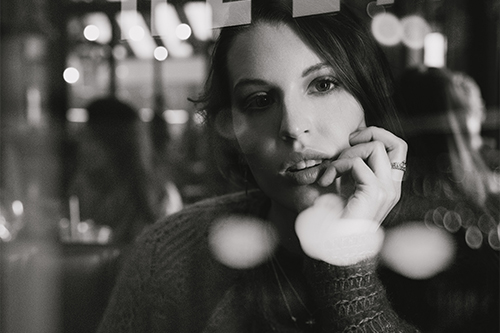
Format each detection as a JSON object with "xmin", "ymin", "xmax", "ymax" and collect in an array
[{"xmin": 194, "ymin": 0, "xmax": 402, "ymax": 187}]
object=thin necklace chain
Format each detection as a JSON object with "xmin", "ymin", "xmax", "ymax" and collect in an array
[{"xmin": 270, "ymin": 255, "xmax": 316, "ymax": 327}]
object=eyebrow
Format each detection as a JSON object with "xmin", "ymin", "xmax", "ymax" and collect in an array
[
  {"xmin": 233, "ymin": 63, "xmax": 333, "ymax": 92},
  {"xmin": 302, "ymin": 62, "xmax": 332, "ymax": 77},
  {"xmin": 233, "ymin": 78, "xmax": 269, "ymax": 92}
]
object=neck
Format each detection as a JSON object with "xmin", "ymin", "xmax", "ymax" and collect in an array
[{"xmin": 267, "ymin": 201, "xmax": 304, "ymax": 255}]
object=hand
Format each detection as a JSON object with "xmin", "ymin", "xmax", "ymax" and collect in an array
[
  {"xmin": 295, "ymin": 194, "xmax": 384, "ymax": 265},
  {"xmin": 295, "ymin": 126, "xmax": 407, "ymax": 265},
  {"xmin": 317, "ymin": 126, "xmax": 407, "ymax": 224}
]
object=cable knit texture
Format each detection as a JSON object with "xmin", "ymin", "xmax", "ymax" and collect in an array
[
  {"xmin": 305, "ymin": 258, "xmax": 418, "ymax": 332},
  {"xmin": 98, "ymin": 190, "xmax": 419, "ymax": 332}
]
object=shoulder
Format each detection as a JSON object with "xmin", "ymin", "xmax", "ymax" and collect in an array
[
  {"xmin": 135, "ymin": 189, "xmax": 270, "ymax": 256},
  {"xmin": 157, "ymin": 189, "xmax": 267, "ymax": 227}
]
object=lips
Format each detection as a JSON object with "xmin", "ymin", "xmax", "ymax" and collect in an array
[
  {"xmin": 287, "ymin": 159, "xmax": 323, "ymax": 172},
  {"xmin": 281, "ymin": 151, "xmax": 333, "ymax": 185}
]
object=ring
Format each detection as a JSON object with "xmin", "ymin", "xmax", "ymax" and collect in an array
[{"xmin": 391, "ymin": 161, "xmax": 407, "ymax": 172}]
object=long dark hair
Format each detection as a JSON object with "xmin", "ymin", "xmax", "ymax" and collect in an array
[{"xmin": 195, "ymin": 0, "xmax": 402, "ymax": 187}]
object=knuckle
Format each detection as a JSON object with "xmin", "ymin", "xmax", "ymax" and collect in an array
[
  {"xmin": 398, "ymin": 139, "xmax": 408, "ymax": 154},
  {"xmin": 353, "ymin": 156, "xmax": 364, "ymax": 167},
  {"xmin": 373, "ymin": 140, "xmax": 385, "ymax": 152}
]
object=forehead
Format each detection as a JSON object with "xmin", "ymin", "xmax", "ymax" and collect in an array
[{"xmin": 227, "ymin": 23, "xmax": 324, "ymax": 85}]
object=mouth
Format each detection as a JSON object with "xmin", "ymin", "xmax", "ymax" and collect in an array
[
  {"xmin": 287, "ymin": 159, "xmax": 324, "ymax": 172},
  {"xmin": 282, "ymin": 157, "xmax": 332, "ymax": 186}
]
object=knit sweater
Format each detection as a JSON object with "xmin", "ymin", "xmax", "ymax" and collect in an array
[{"xmin": 98, "ymin": 190, "xmax": 418, "ymax": 332}]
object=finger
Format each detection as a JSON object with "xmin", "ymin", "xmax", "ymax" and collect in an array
[
  {"xmin": 349, "ymin": 126, "xmax": 407, "ymax": 159},
  {"xmin": 349, "ymin": 126, "xmax": 408, "ymax": 181},
  {"xmin": 317, "ymin": 163, "xmax": 338, "ymax": 187},
  {"xmin": 337, "ymin": 141, "xmax": 392, "ymax": 180},
  {"xmin": 331, "ymin": 157, "xmax": 378, "ymax": 186},
  {"xmin": 331, "ymin": 157, "xmax": 400, "ymax": 224}
]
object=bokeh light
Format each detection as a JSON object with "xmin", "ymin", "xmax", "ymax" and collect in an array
[
  {"xmin": 163, "ymin": 109, "xmax": 190, "ymax": 125},
  {"xmin": 424, "ymin": 32, "xmax": 446, "ymax": 67},
  {"xmin": 366, "ymin": 1, "xmax": 386, "ymax": 18},
  {"xmin": 63, "ymin": 67, "xmax": 80, "ymax": 84},
  {"xmin": 175, "ymin": 23, "xmax": 192, "ymax": 40},
  {"xmin": 465, "ymin": 226, "xmax": 483, "ymax": 249},
  {"xmin": 77, "ymin": 221, "xmax": 89, "ymax": 233},
  {"xmin": 0, "ymin": 224, "xmax": 11, "ymax": 241},
  {"xmin": 129, "ymin": 25, "xmax": 145, "ymax": 41},
  {"xmin": 443, "ymin": 210, "xmax": 461, "ymax": 232},
  {"xmin": 112, "ymin": 45, "xmax": 128, "ymax": 60},
  {"xmin": 154, "ymin": 46, "xmax": 169, "ymax": 61},
  {"xmin": 83, "ymin": 24, "xmax": 100, "ymax": 41},
  {"xmin": 381, "ymin": 222, "xmax": 456, "ymax": 280},
  {"xmin": 12, "ymin": 200, "xmax": 24, "ymax": 216},
  {"xmin": 84, "ymin": 12, "xmax": 112, "ymax": 44},
  {"xmin": 139, "ymin": 108, "xmax": 155, "ymax": 122},
  {"xmin": 115, "ymin": 64, "xmax": 129, "ymax": 79},
  {"xmin": 401, "ymin": 15, "xmax": 431, "ymax": 49},
  {"xmin": 208, "ymin": 216, "xmax": 278, "ymax": 269},
  {"xmin": 66, "ymin": 108, "xmax": 88, "ymax": 123},
  {"xmin": 371, "ymin": 12, "xmax": 402, "ymax": 46},
  {"xmin": 488, "ymin": 229, "xmax": 500, "ymax": 250}
]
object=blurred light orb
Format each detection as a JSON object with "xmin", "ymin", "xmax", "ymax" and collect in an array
[
  {"xmin": 12, "ymin": 200, "xmax": 24, "ymax": 216},
  {"xmin": 139, "ymin": 108, "xmax": 155, "ymax": 122},
  {"xmin": 371, "ymin": 12, "xmax": 402, "ymax": 46},
  {"xmin": 112, "ymin": 45, "xmax": 128, "ymax": 60},
  {"xmin": 366, "ymin": 1, "xmax": 386, "ymax": 18},
  {"xmin": 209, "ymin": 215, "xmax": 278, "ymax": 269},
  {"xmin": 488, "ymin": 229, "xmax": 500, "ymax": 250},
  {"xmin": 115, "ymin": 64, "xmax": 129, "ymax": 79},
  {"xmin": 154, "ymin": 46, "xmax": 169, "ymax": 61},
  {"xmin": 0, "ymin": 224, "xmax": 11, "ymax": 241},
  {"xmin": 83, "ymin": 24, "xmax": 100, "ymax": 41},
  {"xmin": 77, "ymin": 222, "xmax": 89, "ymax": 233},
  {"xmin": 129, "ymin": 26, "xmax": 145, "ymax": 41},
  {"xmin": 401, "ymin": 15, "xmax": 431, "ymax": 49},
  {"xmin": 175, "ymin": 23, "xmax": 192, "ymax": 40},
  {"xmin": 63, "ymin": 67, "xmax": 80, "ymax": 84},
  {"xmin": 381, "ymin": 222, "xmax": 456, "ymax": 279},
  {"xmin": 424, "ymin": 32, "xmax": 446, "ymax": 68},
  {"xmin": 163, "ymin": 109, "xmax": 189, "ymax": 125},
  {"xmin": 478, "ymin": 214, "xmax": 496, "ymax": 234},
  {"xmin": 66, "ymin": 108, "xmax": 88, "ymax": 123},
  {"xmin": 465, "ymin": 226, "xmax": 483, "ymax": 249},
  {"xmin": 443, "ymin": 210, "xmax": 461, "ymax": 232}
]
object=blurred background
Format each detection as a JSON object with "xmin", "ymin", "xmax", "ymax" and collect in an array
[{"xmin": 0, "ymin": 0, "xmax": 498, "ymax": 332}]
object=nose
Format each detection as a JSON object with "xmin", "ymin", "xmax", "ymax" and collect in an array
[{"xmin": 279, "ymin": 98, "xmax": 311, "ymax": 141}]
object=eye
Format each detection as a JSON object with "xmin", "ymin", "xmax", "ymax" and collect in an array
[
  {"xmin": 244, "ymin": 93, "xmax": 274, "ymax": 111},
  {"xmin": 309, "ymin": 77, "xmax": 339, "ymax": 94}
]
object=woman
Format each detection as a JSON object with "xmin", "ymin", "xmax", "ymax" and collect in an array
[
  {"xmin": 378, "ymin": 66, "xmax": 499, "ymax": 333},
  {"xmin": 98, "ymin": 1, "xmax": 415, "ymax": 331}
]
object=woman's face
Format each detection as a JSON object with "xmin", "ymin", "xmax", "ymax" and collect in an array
[{"xmin": 227, "ymin": 22, "xmax": 366, "ymax": 213}]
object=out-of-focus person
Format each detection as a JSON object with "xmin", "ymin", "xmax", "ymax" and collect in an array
[
  {"xmin": 65, "ymin": 97, "xmax": 183, "ymax": 244},
  {"xmin": 379, "ymin": 66, "xmax": 499, "ymax": 333}
]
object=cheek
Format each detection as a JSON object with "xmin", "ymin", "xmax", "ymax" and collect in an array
[
  {"xmin": 316, "ymin": 99, "xmax": 365, "ymax": 144},
  {"xmin": 233, "ymin": 112, "xmax": 279, "ymax": 157}
]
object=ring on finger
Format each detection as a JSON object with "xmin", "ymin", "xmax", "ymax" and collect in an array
[{"xmin": 391, "ymin": 161, "xmax": 407, "ymax": 172}]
